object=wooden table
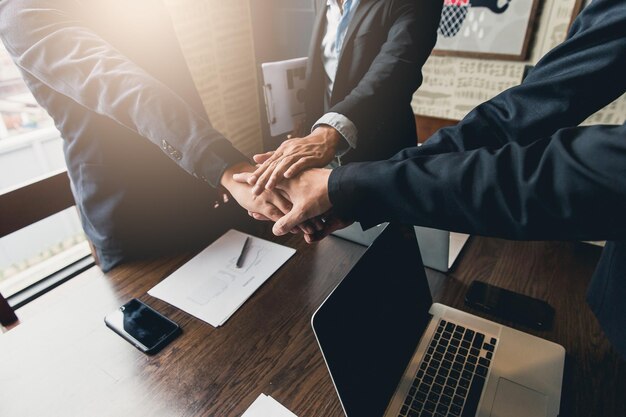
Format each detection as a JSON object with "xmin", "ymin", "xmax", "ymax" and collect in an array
[{"xmin": 1, "ymin": 227, "xmax": 624, "ymax": 416}]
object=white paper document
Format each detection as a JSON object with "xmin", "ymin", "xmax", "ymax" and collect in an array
[
  {"xmin": 148, "ymin": 230, "xmax": 296, "ymax": 327},
  {"xmin": 261, "ymin": 57, "xmax": 308, "ymax": 137},
  {"xmin": 242, "ymin": 394, "xmax": 297, "ymax": 417}
]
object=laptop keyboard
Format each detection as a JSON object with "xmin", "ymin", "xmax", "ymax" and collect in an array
[{"xmin": 397, "ymin": 320, "xmax": 497, "ymax": 417}]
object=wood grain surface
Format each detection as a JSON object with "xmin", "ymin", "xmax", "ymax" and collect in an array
[{"xmin": 2, "ymin": 226, "xmax": 624, "ymax": 417}]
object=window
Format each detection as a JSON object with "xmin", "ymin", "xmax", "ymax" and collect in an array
[{"xmin": 0, "ymin": 44, "xmax": 90, "ymax": 300}]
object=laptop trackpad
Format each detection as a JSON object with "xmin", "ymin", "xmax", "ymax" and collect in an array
[{"xmin": 489, "ymin": 378, "xmax": 548, "ymax": 417}]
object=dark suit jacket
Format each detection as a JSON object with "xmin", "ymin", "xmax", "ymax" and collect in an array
[
  {"xmin": 0, "ymin": 0, "xmax": 249, "ymax": 271},
  {"xmin": 328, "ymin": 0, "xmax": 626, "ymax": 358},
  {"xmin": 304, "ymin": 0, "xmax": 441, "ymax": 163}
]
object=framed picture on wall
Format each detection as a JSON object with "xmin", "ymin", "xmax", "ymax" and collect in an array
[{"xmin": 433, "ymin": 0, "xmax": 541, "ymax": 61}]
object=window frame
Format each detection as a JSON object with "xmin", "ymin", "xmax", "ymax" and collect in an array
[{"xmin": 0, "ymin": 170, "xmax": 95, "ymax": 309}]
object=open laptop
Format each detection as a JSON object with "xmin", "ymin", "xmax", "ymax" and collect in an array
[
  {"xmin": 312, "ymin": 224, "xmax": 565, "ymax": 417},
  {"xmin": 414, "ymin": 226, "xmax": 470, "ymax": 272},
  {"xmin": 333, "ymin": 223, "xmax": 469, "ymax": 272},
  {"xmin": 332, "ymin": 222, "xmax": 389, "ymax": 246}
]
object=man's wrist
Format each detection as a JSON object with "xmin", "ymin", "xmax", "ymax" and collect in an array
[
  {"xmin": 220, "ymin": 161, "xmax": 253, "ymax": 190},
  {"xmin": 312, "ymin": 125, "xmax": 342, "ymax": 150},
  {"xmin": 312, "ymin": 112, "xmax": 358, "ymax": 154}
]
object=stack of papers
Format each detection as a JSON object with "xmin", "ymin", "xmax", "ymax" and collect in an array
[
  {"xmin": 148, "ymin": 230, "xmax": 296, "ymax": 327},
  {"xmin": 242, "ymin": 394, "xmax": 298, "ymax": 417}
]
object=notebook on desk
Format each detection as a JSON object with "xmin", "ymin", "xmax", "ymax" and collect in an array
[
  {"xmin": 148, "ymin": 230, "xmax": 295, "ymax": 327},
  {"xmin": 312, "ymin": 224, "xmax": 565, "ymax": 417}
]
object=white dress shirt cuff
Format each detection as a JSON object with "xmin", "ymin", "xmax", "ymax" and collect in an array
[{"xmin": 313, "ymin": 112, "xmax": 358, "ymax": 157}]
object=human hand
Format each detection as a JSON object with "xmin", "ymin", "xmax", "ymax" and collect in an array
[
  {"xmin": 224, "ymin": 162, "xmax": 323, "ymax": 234},
  {"xmin": 302, "ymin": 211, "xmax": 354, "ymax": 244},
  {"xmin": 270, "ymin": 168, "xmax": 333, "ymax": 236},
  {"xmin": 245, "ymin": 207, "xmax": 326, "ymax": 235},
  {"xmin": 220, "ymin": 162, "xmax": 293, "ymax": 223},
  {"xmin": 233, "ymin": 167, "xmax": 349, "ymax": 239},
  {"xmin": 245, "ymin": 126, "xmax": 342, "ymax": 195}
]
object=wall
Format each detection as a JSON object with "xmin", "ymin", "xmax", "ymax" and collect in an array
[
  {"xmin": 412, "ymin": 0, "xmax": 626, "ymax": 126},
  {"xmin": 249, "ymin": 0, "xmax": 316, "ymax": 150},
  {"xmin": 164, "ymin": 0, "xmax": 264, "ymax": 156}
]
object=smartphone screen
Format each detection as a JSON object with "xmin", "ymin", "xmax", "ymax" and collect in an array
[
  {"xmin": 465, "ymin": 281, "xmax": 555, "ymax": 329},
  {"xmin": 104, "ymin": 299, "xmax": 181, "ymax": 354}
]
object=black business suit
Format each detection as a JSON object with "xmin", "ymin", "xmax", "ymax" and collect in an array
[
  {"xmin": 0, "ymin": 0, "xmax": 249, "ymax": 271},
  {"xmin": 304, "ymin": 0, "xmax": 442, "ymax": 163},
  {"xmin": 329, "ymin": 0, "xmax": 626, "ymax": 358}
]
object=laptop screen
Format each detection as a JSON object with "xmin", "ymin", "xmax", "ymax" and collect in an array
[{"xmin": 312, "ymin": 224, "xmax": 433, "ymax": 417}]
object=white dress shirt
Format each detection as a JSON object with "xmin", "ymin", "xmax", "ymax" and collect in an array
[{"xmin": 313, "ymin": 0, "xmax": 360, "ymax": 155}]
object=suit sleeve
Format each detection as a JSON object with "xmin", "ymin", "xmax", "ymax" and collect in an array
[
  {"xmin": 415, "ymin": 0, "xmax": 626, "ymax": 157},
  {"xmin": 328, "ymin": 0, "xmax": 441, "ymax": 138},
  {"xmin": 327, "ymin": 0, "xmax": 626, "ymax": 240},
  {"xmin": 329, "ymin": 124, "xmax": 626, "ymax": 241},
  {"xmin": 0, "ymin": 0, "xmax": 247, "ymax": 187}
]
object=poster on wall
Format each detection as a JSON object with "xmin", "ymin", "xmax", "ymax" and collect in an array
[{"xmin": 434, "ymin": 0, "xmax": 540, "ymax": 60}]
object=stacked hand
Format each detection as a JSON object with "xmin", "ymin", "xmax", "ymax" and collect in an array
[
  {"xmin": 222, "ymin": 162, "xmax": 336, "ymax": 237},
  {"xmin": 234, "ymin": 167, "xmax": 352, "ymax": 242},
  {"xmin": 229, "ymin": 126, "xmax": 354, "ymax": 241},
  {"xmin": 220, "ymin": 162, "xmax": 292, "ymax": 223},
  {"xmin": 245, "ymin": 126, "xmax": 342, "ymax": 195}
]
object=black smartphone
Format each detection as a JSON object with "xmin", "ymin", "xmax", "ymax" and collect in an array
[
  {"xmin": 104, "ymin": 298, "xmax": 181, "ymax": 354},
  {"xmin": 465, "ymin": 280, "xmax": 555, "ymax": 330}
]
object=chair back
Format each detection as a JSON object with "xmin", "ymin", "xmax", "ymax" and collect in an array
[{"xmin": 0, "ymin": 170, "xmax": 76, "ymax": 326}]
